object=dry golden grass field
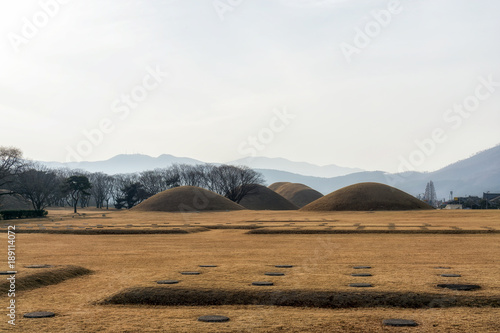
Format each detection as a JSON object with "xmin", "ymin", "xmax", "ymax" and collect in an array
[{"xmin": 1, "ymin": 208, "xmax": 499, "ymax": 332}]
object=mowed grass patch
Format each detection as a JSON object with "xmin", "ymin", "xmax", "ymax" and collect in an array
[
  {"xmin": 7, "ymin": 227, "xmax": 209, "ymax": 235},
  {"xmin": 6, "ymin": 232, "xmax": 500, "ymax": 297},
  {"xmin": 9, "ymin": 209, "xmax": 498, "ymax": 233},
  {"xmin": 13, "ymin": 306, "xmax": 500, "ymax": 332},
  {"xmin": 247, "ymin": 228, "xmax": 500, "ymax": 234}
]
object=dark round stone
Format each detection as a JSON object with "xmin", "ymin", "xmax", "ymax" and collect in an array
[
  {"xmin": 23, "ymin": 312, "xmax": 56, "ymax": 318},
  {"xmin": 180, "ymin": 272, "xmax": 201, "ymax": 275},
  {"xmin": 441, "ymin": 274, "xmax": 461, "ymax": 278},
  {"xmin": 252, "ymin": 281, "xmax": 274, "ymax": 286},
  {"xmin": 275, "ymin": 265, "xmax": 293, "ymax": 268},
  {"xmin": 353, "ymin": 266, "xmax": 371, "ymax": 269},
  {"xmin": 437, "ymin": 284, "xmax": 480, "ymax": 291},
  {"xmin": 199, "ymin": 265, "xmax": 217, "ymax": 268},
  {"xmin": 383, "ymin": 319, "xmax": 418, "ymax": 327},
  {"xmin": 349, "ymin": 283, "xmax": 373, "ymax": 288},
  {"xmin": 265, "ymin": 272, "xmax": 285, "ymax": 276},
  {"xmin": 157, "ymin": 280, "xmax": 179, "ymax": 284},
  {"xmin": 351, "ymin": 273, "xmax": 372, "ymax": 277},
  {"xmin": 25, "ymin": 265, "xmax": 53, "ymax": 269},
  {"xmin": 198, "ymin": 315, "xmax": 230, "ymax": 322},
  {"xmin": 0, "ymin": 271, "xmax": 16, "ymax": 275}
]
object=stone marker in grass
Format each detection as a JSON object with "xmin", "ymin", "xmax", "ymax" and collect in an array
[
  {"xmin": 437, "ymin": 284, "xmax": 480, "ymax": 291},
  {"xmin": 351, "ymin": 273, "xmax": 372, "ymax": 277},
  {"xmin": 180, "ymin": 272, "xmax": 201, "ymax": 275},
  {"xmin": 275, "ymin": 265, "xmax": 293, "ymax": 268},
  {"xmin": 198, "ymin": 315, "xmax": 230, "ymax": 323},
  {"xmin": 157, "ymin": 280, "xmax": 179, "ymax": 284},
  {"xmin": 24, "ymin": 312, "xmax": 56, "ymax": 318},
  {"xmin": 252, "ymin": 281, "xmax": 274, "ymax": 286},
  {"xmin": 25, "ymin": 265, "xmax": 53, "ymax": 269},
  {"xmin": 349, "ymin": 283, "xmax": 373, "ymax": 288},
  {"xmin": 441, "ymin": 274, "xmax": 461, "ymax": 278},
  {"xmin": 383, "ymin": 319, "xmax": 418, "ymax": 327},
  {"xmin": 199, "ymin": 265, "xmax": 217, "ymax": 268},
  {"xmin": 265, "ymin": 272, "xmax": 285, "ymax": 276},
  {"xmin": 353, "ymin": 266, "xmax": 371, "ymax": 269}
]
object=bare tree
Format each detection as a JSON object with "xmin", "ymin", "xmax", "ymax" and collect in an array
[
  {"xmin": 423, "ymin": 180, "xmax": 437, "ymax": 207},
  {"xmin": 0, "ymin": 146, "xmax": 24, "ymax": 195},
  {"xmin": 209, "ymin": 165, "xmax": 264, "ymax": 203},
  {"xmin": 137, "ymin": 169, "xmax": 179, "ymax": 197},
  {"xmin": 49, "ymin": 168, "xmax": 73, "ymax": 207},
  {"xmin": 89, "ymin": 172, "xmax": 114, "ymax": 209},
  {"xmin": 14, "ymin": 163, "xmax": 60, "ymax": 211},
  {"xmin": 139, "ymin": 170, "xmax": 165, "ymax": 196},
  {"xmin": 175, "ymin": 164, "xmax": 208, "ymax": 187},
  {"xmin": 160, "ymin": 167, "xmax": 181, "ymax": 189}
]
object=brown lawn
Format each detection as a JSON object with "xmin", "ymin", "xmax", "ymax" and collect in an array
[{"xmin": 0, "ymin": 208, "xmax": 499, "ymax": 332}]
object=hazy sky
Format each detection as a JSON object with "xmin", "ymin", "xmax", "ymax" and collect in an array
[{"xmin": 1, "ymin": 0, "xmax": 499, "ymax": 172}]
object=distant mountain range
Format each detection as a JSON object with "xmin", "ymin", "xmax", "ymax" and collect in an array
[
  {"xmin": 258, "ymin": 145, "xmax": 500, "ymax": 199},
  {"xmin": 43, "ymin": 154, "xmax": 201, "ymax": 175},
  {"xmin": 41, "ymin": 144, "xmax": 500, "ymax": 199},
  {"xmin": 228, "ymin": 157, "xmax": 363, "ymax": 178}
]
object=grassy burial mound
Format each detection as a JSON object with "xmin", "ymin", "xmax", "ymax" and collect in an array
[
  {"xmin": 239, "ymin": 185, "xmax": 298, "ymax": 210},
  {"xmin": 301, "ymin": 182, "xmax": 434, "ymax": 211},
  {"xmin": 0, "ymin": 189, "xmax": 32, "ymax": 210},
  {"xmin": 101, "ymin": 287, "xmax": 500, "ymax": 308},
  {"xmin": 269, "ymin": 182, "xmax": 323, "ymax": 208},
  {"xmin": 0, "ymin": 265, "xmax": 92, "ymax": 294},
  {"xmin": 132, "ymin": 186, "xmax": 245, "ymax": 212}
]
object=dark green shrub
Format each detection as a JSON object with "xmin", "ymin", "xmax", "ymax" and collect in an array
[{"xmin": 0, "ymin": 210, "xmax": 48, "ymax": 220}]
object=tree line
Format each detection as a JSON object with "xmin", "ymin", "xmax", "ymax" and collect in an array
[{"xmin": 0, "ymin": 146, "xmax": 264, "ymax": 213}]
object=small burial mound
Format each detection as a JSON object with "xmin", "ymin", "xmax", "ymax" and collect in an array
[
  {"xmin": 0, "ymin": 265, "xmax": 92, "ymax": 294},
  {"xmin": 239, "ymin": 185, "xmax": 298, "ymax": 210},
  {"xmin": 269, "ymin": 182, "xmax": 323, "ymax": 208},
  {"xmin": 132, "ymin": 186, "xmax": 244, "ymax": 212},
  {"xmin": 301, "ymin": 182, "xmax": 433, "ymax": 211},
  {"xmin": 101, "ymin": 287, "xmax": 500, "ymax": 308}
]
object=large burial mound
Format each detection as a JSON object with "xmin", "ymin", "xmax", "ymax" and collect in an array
[
  {"xmin": 269, "ymin": 182, "xmax": 324, "ymax": 208},
  {"xmin": 132, "ymin": 186, "xmax": 245, "ymax": 212},
  {"xmin": 301, "ymin": 182, "xmax": 434, "ymax": 211},
  {"xmin": 0, "ymin": 189, "xmax": 32, "ymax": 210},
  {"xmin": 239, "ymin": 185, "xmax": 298, "ymax": 210}
]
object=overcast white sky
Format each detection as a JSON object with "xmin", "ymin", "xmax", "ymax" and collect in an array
[{"xmin": 1, "ymin": 0, "xmax": 499, "ymax": 172}]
